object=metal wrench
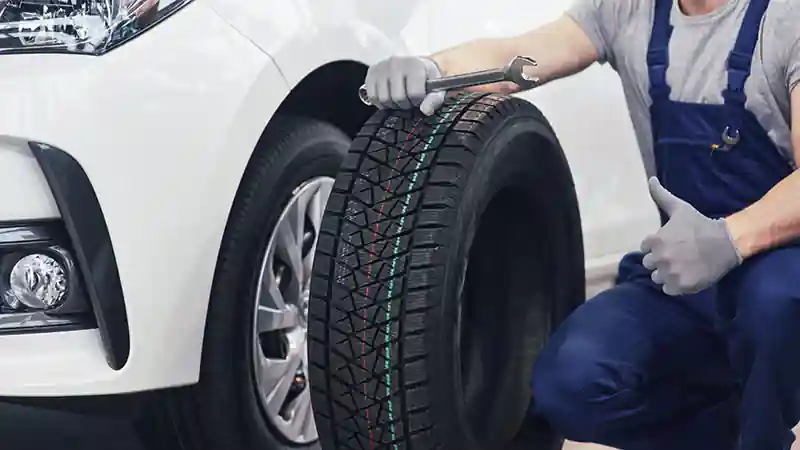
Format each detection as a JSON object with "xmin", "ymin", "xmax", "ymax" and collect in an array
[{"xmin": 358, "ymin": 55, "xmax": 540, "ymax": 106}]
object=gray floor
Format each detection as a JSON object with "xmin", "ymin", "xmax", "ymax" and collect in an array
[
  {"xmin": 0, "ymin": 403, "xmax": 143, "ymax": 450},
  {"xmin": 3, "ymin": 403, "xmax": 798, "ymax": 450}
]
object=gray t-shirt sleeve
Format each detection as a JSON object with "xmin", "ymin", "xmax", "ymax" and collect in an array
[
  {"xmin": 777, "ymin": 3, "xmax": 800, "ymax": 95},
  {"xmin": 565, "ymin": 0, "xmax": 631, "ymax": 66},
  {"xmin": 785, "ymin": 25, "xmax": 800, "ymax": 93}
]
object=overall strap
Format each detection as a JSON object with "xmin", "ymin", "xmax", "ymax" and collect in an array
[
  {"xmin": 647, "ymin": 0, "xmax": 675, "ymax": 102},
  {"xmin": 723, "ymin": 0, "xmax": 770, "ymax": 108}
]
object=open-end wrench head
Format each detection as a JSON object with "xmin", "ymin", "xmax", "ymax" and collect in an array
[
  {"xmin": 358, "ymin": 84, "xmax": 371, "ymax": 105},
  {"xmin": 505, "ymin": 56, "xmax": 540, "ymax": 90}
]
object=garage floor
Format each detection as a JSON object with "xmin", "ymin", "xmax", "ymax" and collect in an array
[
  {"xmin": 561, "ymin": 444, "xmax": 613, "ymax": 450},
  {"xmin": 562, "ymin": 425, "xmax": 800, "ymax": 449},
  {"xmin": 563, "ymin": 441, "xmax": 800, "ymax": 449}
]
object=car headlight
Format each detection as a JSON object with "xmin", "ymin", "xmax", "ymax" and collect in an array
[{"xmin": 0, "ymin": 0, "xmax": 191, "ymax": 55}]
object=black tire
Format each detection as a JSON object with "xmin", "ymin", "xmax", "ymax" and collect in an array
[
  {"xmin": 308, "ymin": 93, "xmax": 584, "ymax": 450},
  {"xmin": 136, "ymin": 116, "xmax": 349, "ymax": 450}
]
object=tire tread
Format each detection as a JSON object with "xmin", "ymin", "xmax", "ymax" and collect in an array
[{"xmin": 309, "ymin": 93, "xmax": 539, "ymax": 450}]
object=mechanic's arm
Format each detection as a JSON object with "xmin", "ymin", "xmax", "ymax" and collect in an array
[
  {"xmin": 725, "ymin": 91, "xmax": 800, "ymax": 259},
  {"xmin": 364, "ymin": 14, "xmax": 599, "ymax": 114},
  {"xmin": 431, "ymin": 15, "xmax": 599, "ymax": 95}
]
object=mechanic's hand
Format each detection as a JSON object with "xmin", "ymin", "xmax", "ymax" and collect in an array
[
  {"xmin": 364, "ymin": 56, "xmax": 446, "ymax": 115},
  {"xmin": 641, "ymin": 177, "xmax": 743, "ymax": 296}
]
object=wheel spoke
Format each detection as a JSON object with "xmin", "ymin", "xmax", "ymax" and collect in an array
[
  {"xmin": 308, "ymin": 182, "xmax": 330, "ymax": 233},
  {"xmin": 285, "ymin": 387, "xmax": 314, "ymax": 437},
  {"xmin": 275, "ymin": 219, "xmax": 304, "ymax": 289},
  {"xmin": 300, "ymin": 392, "xmax": 317, "ymax": 440},
  {"xmin": 257, "ymin": 305, "xmax": 300, "ymax": 333},
  {"xmin": 288, "ymin": 325, "xmax": 307, "ymax": 352},
  {"xmin": 294, "ymin": 184, "xmax": 316, "ymax": 239},
  {"xmin": 259, "ymin": 264, "xmax": 287, "ymax": 310},
  {"xmin": 258, "ymin": 353, "xmax": 303, "ymax": 416},
  {"xmin": 302, "ymin": 184, "xmax": 332, "ymax": 281}
]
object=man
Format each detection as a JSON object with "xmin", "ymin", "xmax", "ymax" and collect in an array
[{"xmin": 363, "ymin": 0, "xmax": 800, "ymax": 449}]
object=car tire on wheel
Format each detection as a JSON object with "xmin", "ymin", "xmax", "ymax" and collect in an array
[
  {"xmin": 308, "ymin": 93, "xmax": 584, "ymax": 450},
  {"xmin": 136, "ymin": 115, "xmax": 349, "ymax": 450}
]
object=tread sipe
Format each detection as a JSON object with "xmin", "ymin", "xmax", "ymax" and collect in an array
[{"xmin": 309, "ymin": 93, "xmax": 584, "ymax": 450}]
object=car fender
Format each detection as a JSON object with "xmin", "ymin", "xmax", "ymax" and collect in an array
[{"xmin": 208, "ymin": 0, "xmax": 417, "ymax": 85}]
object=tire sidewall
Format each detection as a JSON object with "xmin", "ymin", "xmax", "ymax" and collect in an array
[{"xmin": 432, "ymin": 115, "xmax": 576, "ymax": 450}]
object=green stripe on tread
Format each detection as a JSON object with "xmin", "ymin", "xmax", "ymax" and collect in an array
[{"xmin": 383, "ymin": 95, "xmax": 474, "ymax": 449}]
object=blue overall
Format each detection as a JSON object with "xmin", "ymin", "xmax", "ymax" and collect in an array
[{"xmin": 530, "ymin": 0, "xmax": 800, "ymax": 449}]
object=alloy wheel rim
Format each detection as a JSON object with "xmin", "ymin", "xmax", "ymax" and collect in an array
[{"xmin": 251, "ymin": 176, "xmax": 334, "ymax": 444}]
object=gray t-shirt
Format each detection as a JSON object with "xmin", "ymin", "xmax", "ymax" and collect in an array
[{"xmin": 566, "ymin": 0, "xmax": 800, "ymax": 177}]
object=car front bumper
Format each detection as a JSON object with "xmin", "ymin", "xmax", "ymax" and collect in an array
[{"xmin": 0, "ymin": 0, "xmax": 289, "ymax": 396}]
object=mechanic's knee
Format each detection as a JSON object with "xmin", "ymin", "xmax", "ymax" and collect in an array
[
  {"xmin": 733, "ymin": 250, "xmax": 800, "ymax": 352},
  {"xmin": 736, "ymin": 282, "xmax": 800, "ymax": 351},
  {"xmin": 531, "ymin": 332, "xmax": 633, "ymax": 442}
]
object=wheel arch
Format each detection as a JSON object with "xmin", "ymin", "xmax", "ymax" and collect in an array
[
  {"xmin": 201, "ymin": 58, "xmax": 373, "ymax": 354},
  {"xmin": 274, "ymin": 60, "xmax": 374, "ymax": 139},
  {"xmin": 224, "ymin": 59, "xmax": 373, "ymax": 229}
]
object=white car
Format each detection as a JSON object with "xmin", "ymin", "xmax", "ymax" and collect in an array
[{"xmin": 0, "ymin": 0, "xmax": 659, "ymax": 449}]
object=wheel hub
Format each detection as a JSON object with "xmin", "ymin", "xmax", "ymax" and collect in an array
[
  {"xmin": 298, "ymin": 289, "xmax": 309, "ymax": 328},
  {"xmin": 250, "ymin": 176, "xmax": 334, "ymax": 445}
]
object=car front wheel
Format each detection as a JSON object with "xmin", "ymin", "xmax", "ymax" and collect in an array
[{"xmin": 137, "ymin": 115, "xmax": 347, "ymax": 450}]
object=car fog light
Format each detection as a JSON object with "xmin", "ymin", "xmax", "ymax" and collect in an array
[
  {"xmin": 0, "ymin": 223, "xmax": 93, "ymax": 333},
  {"xmin": 5, "ymin": 253, "xmax": 68, "ymax": 310}
]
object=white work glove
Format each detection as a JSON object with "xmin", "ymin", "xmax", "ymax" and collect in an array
[
  {"xmin": 364, "ymin": 56, "xmax": 446, "ymax": 115},
  {"xmin": 641, "ymin": 177, "xmax": 743, "ymax": 296}
]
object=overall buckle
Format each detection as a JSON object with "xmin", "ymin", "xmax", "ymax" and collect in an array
[
  {"xmin": 727, "ymin": 51, "xmax": 752, "ymax": 72},
  {"xmin": 712, "ymin": 126, "xmax": 741, "ymax": 152}
]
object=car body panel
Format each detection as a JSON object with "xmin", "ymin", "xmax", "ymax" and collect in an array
[
  {"xmin": 0, "ymin": 137, "xmax": 60, "ymax": 221},
  {"xmin": 208, "ymin": 0, "xmax": 413, "ymax": 86}
]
